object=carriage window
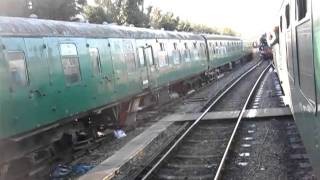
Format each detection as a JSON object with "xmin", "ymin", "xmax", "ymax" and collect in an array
[
  {"xmin": 60, "ymin": 43, "xmax": 81, "ymax": 85},
  {"xmin": 89, "ymin": 48, "xmax": 102, "ymax": 76},
  {"xmin": 173, "ymin": 43, "xmax": 178, "ymax": 50},
  {"xmin": 7, "ymin": 51, "xmax": 28, "ymax": 86},
  {"xmin": 158, "ymin": 52, "xmax": 169, "ymax": 67},
  {"xmin": 145, "ymin": 47, "xmax": 154, "ymax": 65},
  {"xmin": 172, "ymin": 43, "xmax": 180, "ymax": 64},
  {"xmin": 138, "ymin": 48, "xmax": 145, "ymax": 66},
  {"xmin": 183, "ymin": 43, "xmax": 191, "ymax": 62},
  {"xmin": 285, "ymin": 4, "xmax": 290, "ymax": 28},
  {"xmin": 297, "ymin": 0, "xmax": 307, "ymax": 21},
  {"xmin": 157, "ymin": 42, "xmax": 168, "ymax": 67}
]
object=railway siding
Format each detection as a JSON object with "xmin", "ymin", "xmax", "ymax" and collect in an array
[
  {"xmin": 77, "ymin": 57, "xmax": 260, "ymax": 180},
  {"xmin": 77, "ymin": 59, "xmax": 315, "ymax": 180}
]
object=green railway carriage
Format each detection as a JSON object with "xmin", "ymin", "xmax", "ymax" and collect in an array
[
  {"xmin": 0, "ymin": 17, "xmax": 251, "ymax": 177},
  {"xmin": 273, "ymin": 0, "xmax": 320, "ymax": 177},
  {"xmin": 0, "ymin": 17, "xmax": 250, "ymax": 140},
  {"xmin": 203, "ymin": 34, "xmax": 243, "ymax": 68},
  {"xmin": 0, "ymin": 17, "xmax": 210, "ymax": 139}
]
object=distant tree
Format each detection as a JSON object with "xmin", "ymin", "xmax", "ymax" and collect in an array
[
  {"xmin": 84, "ymin": 0, "xmax": 124, "ymax": 24},
  {"xmin": 0, "ymin": 0, "xmax": 30, "ymax": 17},
  {"xmin": 222, "ymin": 27, "xmax": 237, "ymax": 36},
  {"xmin": 149, "ymin": 9, "xmax": 221, "ymax": 34},
  {"xmin": 177, "ymin": 21, "xmax": 193, "ymax": 32},
  {"xmin": 123, "ymin": 0, "xmax": 149, "ymax": 27},
  {"xmin": 191, "ymin": 24, "xmax": 219, "ymax": 34},
  {"xmin": 31, "ymin": 0, "xmax": 86, "ymax": 20},
  {"xmin": 149, "ymin": 8, "xmax": 161, "ymax": 29},
  {"xmin": 160, "ymin": 12, "xmax": 180, "ymax": 31},
  {"xmin": 0, "ymin": 0, "xmax": 86, "ymax": 21},
  {"xmin": 150, "ymin": 8, "xmax": 180, "ymax": 31},
  {"xmin": 85, "ymin": 0, "xmax": 150, "ymax": 27},
  {"xmin": 144, "ymin": 6, "xmax": 153, "ymax": 28},
  {"xmin": 84, "ymin": 6, "xmax": 109, "ymax": 24}
]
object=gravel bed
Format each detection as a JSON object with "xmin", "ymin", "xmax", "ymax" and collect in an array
[{"xmin": 221, "ymin": 67, "xmax": 316, "ymax": 180}]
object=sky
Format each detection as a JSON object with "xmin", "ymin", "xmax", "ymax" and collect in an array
[{"xmin": 144, "ymin": 0, "xmax": 282, "ymax": 40}]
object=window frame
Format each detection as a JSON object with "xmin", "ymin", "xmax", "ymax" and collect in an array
[
  {"xmin": 7, "ymin": 50, "xmax": 29, "ymax": 87},
  {"xmin": 59, "ymin": 43, "xmax": 82, "ymax": 86}
]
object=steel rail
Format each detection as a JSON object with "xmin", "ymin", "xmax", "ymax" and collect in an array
[
  {"xmin": 213, "ymin": 63, "xmax": 272, "ymax": 180},
  {"xmin": 141, "ymin": 60, "xmax": 264, "ymax": 180}
]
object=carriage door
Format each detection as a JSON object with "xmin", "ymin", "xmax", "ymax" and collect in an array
[
  {"xmin": 136, "ymin": 40, "xmax": 155, "ymax": 89},
  {"xmin": 295, "ymin": 0, "xmax": 316, "ymax": 107},
  {"xmin": 137, "ymin": 46, "xmax": 150, "ymax": 89},
  {"xmin": 24, "ymin": 38, "xmax": 53, "ymax": 119},
  {"xmin": 86, "ymin": 39, "xmax": 114, "ymax": 103},
  {"xmin": 24, "ymin": 38, "xmax": 50, "ymax": 95}
]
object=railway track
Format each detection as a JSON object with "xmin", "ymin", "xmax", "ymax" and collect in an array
[{"xmin": 138, "ymin": 60, "xmax": 271, "ymax": 180}]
